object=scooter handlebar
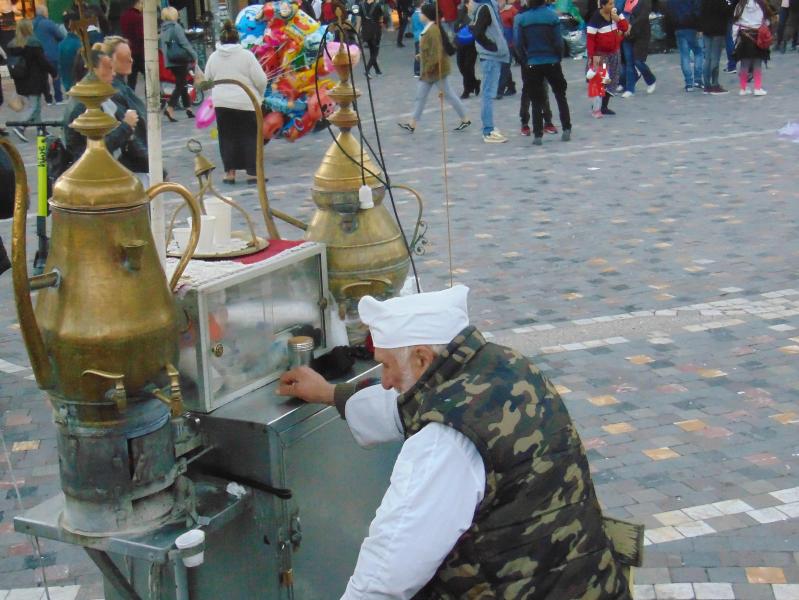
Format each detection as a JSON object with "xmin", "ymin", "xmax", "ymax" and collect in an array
[{"xmin": 5, "ymin": 120, "xmax": 64, "ymax": 128}]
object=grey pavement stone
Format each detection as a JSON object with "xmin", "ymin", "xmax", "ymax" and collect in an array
[{"xmin": 731, "ymin": 583, "xmax": 776, "ymax": 600}]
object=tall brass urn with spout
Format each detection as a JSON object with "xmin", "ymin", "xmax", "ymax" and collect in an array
[
  {"xmin": 6, "ymin": 70, "xmax": 202, "ymax": 535},
  {"xmin": 305, "ymin": 40, "xmax": 424, "ymax": 329}
]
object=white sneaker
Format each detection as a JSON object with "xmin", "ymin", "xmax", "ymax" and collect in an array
[
  {"xmin": 646, "ymin": 82, "xmax": 656, "ymax": 94},
  {"xmin": 615, "ymin": 84, "xmax": 624, "ymax": 93},
  {"xmin": 753, "ymin": 88, "xmax": 767, "ymax": 96},
  {"xmin": 621, "ymin": 91, "xmax": 634, "ymax": 98},
  {"xmin": 483, "ymin": 130, "xmax": 508, "ymax": 143},
  {"xmin": 739, "ymin": 88, "xmax": 751, "ymax": 95}
]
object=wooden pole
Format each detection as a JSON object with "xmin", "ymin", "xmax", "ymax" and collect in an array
[{"xmin": 144, "ymin": 0, "xmax": 166, "ymax": 265}]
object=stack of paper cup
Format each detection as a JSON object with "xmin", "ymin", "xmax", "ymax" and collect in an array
[
  {"xmin": 172, "ymin": 227, "xmax": 191, "ymax": 251},
  {"xmin": 187, "ymin": 216, "xmax": 217, "ymax": 254},
  {"xmin": 204, "ymin": 199, "xmax": 232, "ymax": 247},
  {"xmin": 175, "ymin": 529, "xmax": 206, "ymax": 567}
]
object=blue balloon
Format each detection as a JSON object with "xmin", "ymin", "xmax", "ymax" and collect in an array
[{"xmin": 235, "ymin": 6, "xmax": 267, "ymax": 48}]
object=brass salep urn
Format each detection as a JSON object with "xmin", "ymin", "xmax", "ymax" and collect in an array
[
  {"xmin": 305, "ymin": 37, "xmax": 425, "ymax": 337},
  {"xmin": 6, "ymin": 69, "xmax": 202, "ymax": 535}
]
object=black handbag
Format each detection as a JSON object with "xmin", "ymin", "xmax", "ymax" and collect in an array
[{"xmin": 165, "ymin": 28, "xmax": 193, "ymax": 64}]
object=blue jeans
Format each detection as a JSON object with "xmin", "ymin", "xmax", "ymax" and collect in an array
[
  {"xmin": 621, "ymin": 40, "xmax": 655, "ymax": 93},
  {"xmin": 21, "ymin": 94, "xmax": 43, "ymax": 125},
  {"xmin": 703, "ymin": 35, "xmax": 724, "ymax": 88},
  {"xmin": 725, "ymin": 22, "xmax": 736, "ymax": 70},
  {"xmin": 480, "ymin": 57, "xmax": 501, "ymax": 135},
  {"xmin": 675, "ymin": 29, "xmax": 704, "ymax": 87}
]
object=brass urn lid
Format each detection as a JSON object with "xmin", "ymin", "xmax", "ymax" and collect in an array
[
  {"xmin": 313, "ymin": 130, "xmax": 383, "ymax": 193},
  {"xmin": 50, "ymin": 72, "xmax": 146, "ymax": 211}
]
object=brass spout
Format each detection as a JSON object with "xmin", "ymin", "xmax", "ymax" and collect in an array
[
  {"xmin": 29, "ymin": 269, "xmax": 62, "ymax": 291},
  {"xmin": 3, "ymin": 139, "xmax": 54, "ymax": 389},
  {"xmin": 153, "ymin": 363, "xmax": 184, "ymax": 418},
  {"xmin": 199, "ymin": 78, "xmax": 280, "ymax": 240},
  {"xmin": 82, "ymin": 369, "xmax": 127, "ymax": 412},
  {"xmin": 121, "ymin": 240, "xmax": 146, "ymax": 271}
]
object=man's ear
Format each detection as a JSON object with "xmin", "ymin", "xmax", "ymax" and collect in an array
[{"xmin": 413, "ymin": 346, "xmax": 437, "ymax": 373}]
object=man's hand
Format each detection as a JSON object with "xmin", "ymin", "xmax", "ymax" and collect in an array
[
  {"xmin": 277, "ymin": 366, "xmax": 335, "ymax": 405},
  {"xmin": 123, "ymin": 109, "xmax": 139, "ymax": 128},
  {"xmin": 610, "ymin": 7, "xmax": 620, "ymax": 22}
]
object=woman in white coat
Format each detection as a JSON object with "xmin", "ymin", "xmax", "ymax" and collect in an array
[{"xmin": 203, "ymin": 20, "xmax": 268, "ymax": 184}]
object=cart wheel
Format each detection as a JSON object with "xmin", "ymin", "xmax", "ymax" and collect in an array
[{"xmin": 192, "ymin": 88, "xmax": 204, "ymax": 107}]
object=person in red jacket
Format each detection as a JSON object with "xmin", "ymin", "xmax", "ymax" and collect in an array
[
  {"xmin": 120, "ymin": 0, "xmax": 144, "ymax": 90},
  {"xmin": 586, "ymin": 0, "xmax": 628, "ymax": 114},
  {"xmin": 438, "ymin": 0, "xmax": 459, "ymax": 33}
]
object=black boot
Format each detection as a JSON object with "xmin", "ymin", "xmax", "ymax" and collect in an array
[
  {"xmin": 0, "ymin": 237, "xmax": 10, "ymax": 276},
  {"xmin": 601, "ymin": 93, "xmax": 615, "ymax": 115}
]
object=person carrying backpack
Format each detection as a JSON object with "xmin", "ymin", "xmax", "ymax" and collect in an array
[{"xmin": 7, "ymin": 18, "xmax": 57, "ymax": 142}]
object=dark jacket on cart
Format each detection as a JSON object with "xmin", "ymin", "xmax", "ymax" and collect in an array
[
  {"xmin": 699, "ymin": 0, "xmax": 735, "ymax": 36},
  {"xmin": 8, "ymin": 37, "xmax": 57, "ymax": 96}
]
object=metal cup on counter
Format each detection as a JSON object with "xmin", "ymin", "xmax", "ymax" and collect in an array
[{"xmin": 287, "ymin": 336, "xmax": 315, "ymax": 369}]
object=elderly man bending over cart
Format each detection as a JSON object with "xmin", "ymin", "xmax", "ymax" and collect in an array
[{"xmin": 279, "ymin": 285, "xmax": 642, "ymax": 599}]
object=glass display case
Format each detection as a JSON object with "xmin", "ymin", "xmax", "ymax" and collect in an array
[{"xmin": 175, "ymin": 243, "xmax": 331, "ymax": 413}]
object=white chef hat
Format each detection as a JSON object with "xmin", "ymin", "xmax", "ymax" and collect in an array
[{"xmin": 358, "ymin": 285, "xmax": 470, "ymax": 349}]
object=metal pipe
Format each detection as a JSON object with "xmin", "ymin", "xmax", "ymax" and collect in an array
[
  {"xmin": 199, "ymin": 78, "xmax": 280, "ymax": 240},
  {"xmin": 271, "ymin": 208, "xmax": 308, "ymax": 231},
  {"xmin": 85, "ymin": 548, "xmax": 142, "ymax": 600},
  {"xmin": 174, "ymin": 558, "xmax": 190, "ymax": 600}
]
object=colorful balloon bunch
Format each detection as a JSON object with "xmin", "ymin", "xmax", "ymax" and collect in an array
[{"xmin": 235, "ymin": 0, "xmax": 360, "ymax": 142}]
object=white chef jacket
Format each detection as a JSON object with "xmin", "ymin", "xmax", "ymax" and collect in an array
[{"xmin": 340, "ymin": 385, "xmax": 486, "ymax": 599}]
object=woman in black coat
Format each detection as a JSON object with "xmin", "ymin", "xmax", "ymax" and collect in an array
[
  {"xmin": 359, "ymin": 0, "xmax": 384, "ymax": 76},
  {"xmin": 7, "ymin": 19, "xmax": 57, "ymax": 142}
]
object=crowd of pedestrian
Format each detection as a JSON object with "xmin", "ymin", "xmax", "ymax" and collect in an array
[{"xmin": 372, "ymin": 0, "xmax": 797, "ymax": 145}]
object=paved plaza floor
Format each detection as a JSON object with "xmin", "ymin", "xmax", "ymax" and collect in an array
[{"xmin": 1, "ymin": 40, "xmax": 798, "ymax": 599}]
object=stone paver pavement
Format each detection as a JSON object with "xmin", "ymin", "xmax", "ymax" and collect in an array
[{"xmin": 1, "ymin": 38, "xmax": 798, "ymax": 598}]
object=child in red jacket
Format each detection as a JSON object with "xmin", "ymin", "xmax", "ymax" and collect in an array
[
  {"xmin": 586, "ymin": 58, "xmax": 610, "ymax": 117},
  {"xmin": 586, "ymin": 0, "xmax": 628, "ymax": 114}
]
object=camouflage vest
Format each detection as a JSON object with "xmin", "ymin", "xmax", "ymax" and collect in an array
[{"xmin": 397, "ymin": 327, "xmax": 632, "ymax": 600}]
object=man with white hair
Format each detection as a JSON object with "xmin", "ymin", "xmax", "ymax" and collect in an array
[{"xmin": 278, "ymin": 285, "xmax": 639, "ymax": 599}]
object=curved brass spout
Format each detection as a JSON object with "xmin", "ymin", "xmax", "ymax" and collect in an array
[
  {"xmin": 201, "ymin": 78, "xmax": 280, "ymax": 240},
  {"xmin": 2, "ymin": 139, "xmax": 54, "ymax": 389}
]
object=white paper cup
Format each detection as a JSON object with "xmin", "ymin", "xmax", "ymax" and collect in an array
[
  {"xmin": 175, "ymin": 529, "xmax": 205, "ymax": 567},
  {"xmin": 172, "ymin": 227, "xmax": 191, "ymax": 251},
  {"xmin": 204, "ymin": 199, "xmax": 232, "ymax": 246},
  {"xmin": 187, "ymin": 215, "xmax": 217, "ymax": 254}
]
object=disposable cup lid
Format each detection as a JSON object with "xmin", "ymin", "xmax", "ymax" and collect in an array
[{"xmin": 175, "ymin": 529, "xmax": 205, "ymax": 549}]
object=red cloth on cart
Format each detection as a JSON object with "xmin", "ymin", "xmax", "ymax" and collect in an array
[{"xmin": 233, "ymin": 238, "xmax": 305, "ymax": 264}]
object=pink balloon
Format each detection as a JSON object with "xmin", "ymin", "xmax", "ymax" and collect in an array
[
  {"xmin": 195, "ymin": 97, "xmax": 216, "ymax": 129},
  {"xmin": 322, "ymin": 42, "xmax": 360, "ymax": 73}
]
